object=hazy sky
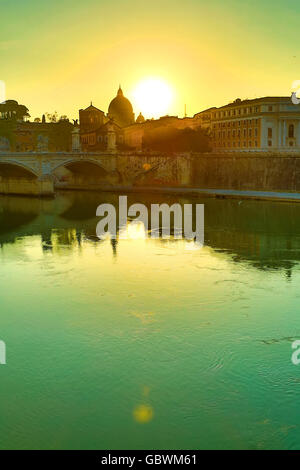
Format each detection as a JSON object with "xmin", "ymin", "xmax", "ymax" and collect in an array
[{"xmin": 1, "ymin": 0, "xmax": 300, "ymax": 120}]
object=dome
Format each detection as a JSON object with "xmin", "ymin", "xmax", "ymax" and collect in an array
[
  {"xmin": 136, "ymin": 112, "xmax": 145, "ymax": 123},
  {"xmin": 108, "ymin": 87, "xmax": 135, "ymax": 127}
]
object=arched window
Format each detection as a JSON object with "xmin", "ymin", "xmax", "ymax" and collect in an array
[{"xmin": 289, "ymin": 124, "xmax": 294, "ymax": 138}]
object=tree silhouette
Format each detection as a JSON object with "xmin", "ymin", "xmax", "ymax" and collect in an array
[{"xmin": 143, "ymin": 126, "xmax": 211, "ymax": 153}]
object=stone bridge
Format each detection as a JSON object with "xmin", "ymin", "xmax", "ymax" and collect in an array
[{"xmin": 0, "ymin": 152, "xmax": 192, "ymax": 196}]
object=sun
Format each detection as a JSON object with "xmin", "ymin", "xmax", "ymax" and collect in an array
[{"xmin": 131, "ymin": 78, "xmax": 174, "ymax": 119}]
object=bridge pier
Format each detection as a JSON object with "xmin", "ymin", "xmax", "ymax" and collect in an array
[
  {"xmin": 37, "ymin": 175, "xmax": 55, "ymax": 197},
  {"xmin": 0, "ymin": 175, "xmax": 54, "ymax": 197}
]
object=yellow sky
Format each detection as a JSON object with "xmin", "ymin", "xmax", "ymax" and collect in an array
[{"xmin": 1, "ymin": 0, "xmax": 300, "ymax": 120}]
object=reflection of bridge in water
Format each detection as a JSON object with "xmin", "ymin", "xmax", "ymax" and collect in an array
[
  {"xmin": 0, "ymin": 152, "xmax": 192, "ymax": 196},
  {"xmin": 1, "ymin": 191, "xmax": 300, "ymax": 276}
]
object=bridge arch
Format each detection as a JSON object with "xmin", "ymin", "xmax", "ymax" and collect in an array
[
  {"xmin": 50, "ymin": 158, "xmax": 111, "ymax": 176},
  {"xmin": 0, "ymin": 161, "xmax": 38, "ymax": 179},
  {"xmin": 51, "ymin": 158, "xmax": 121, "ymax": 187},
  {"xmin": 0, "ymin": 161, "xmax": 47, "ymax": 196}
]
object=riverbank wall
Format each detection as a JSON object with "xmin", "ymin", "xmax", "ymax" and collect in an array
[{"xmin": 190, "ymin": 153, "xmax": 300, "ymax": 193}]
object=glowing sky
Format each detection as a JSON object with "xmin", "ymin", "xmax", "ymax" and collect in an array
[{"xmin": 1, "ymin": 0, "xmax": 300, "ymax": 120}]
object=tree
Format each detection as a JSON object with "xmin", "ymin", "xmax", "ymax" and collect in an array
[
  {"xmin": 143, "ymin": 126, "xmax": 211, "ymax": 153},
  {"xmin": 0, "ymin": 100, "xmax": 30, "ymax": 121},
  {"xmin": 45, "ymin": 111, "xmax": 58, "ymax": 123}
]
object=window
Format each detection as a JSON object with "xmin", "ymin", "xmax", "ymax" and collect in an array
[
  {"xmin": 249, "ymin": 141, "xmax": 252, "ymax": 147},
  {"xmin": 268, "ymin": 106, "xmax": 273, "ymax": 112},
  {"xmin": 268, "ymin": 140, "xmax": 272, "ymax": 147},
  {"xmin": 268, "ymin": 128, "xmax": 272, "ymax": 138},
  {"xmin": 249, "ymin": 129, "xmax": 252, "ymax": 137},
  {"xmin": 255, "ymin": 141, "xmax": 258, "ymax": 147},
  {"xmin": 290, "ymin": 141, "xmax": 294, "ymax": 147},
  {"xmin": 289, "ymin": 124, "xmax": 295, "ymax": 138},
  {"xmin": 255, "ymin": 128, "xmax": 258, "ymax": 137}
]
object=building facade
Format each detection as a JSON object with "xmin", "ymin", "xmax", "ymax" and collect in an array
[
  {"xmin": 193, "ymin": 107, "xmax": 216, "ymax": 132},
  {"xmin": 79, "ymin": 103, "xmax": 107, "ymax": 132},
  {"xmin": 79, "ymin": 87, "xmax": 135, "ymax": 151},
  {"xmin": 0, "ymin": 100, "xmax": 73, "ymax": 152},
  {"xmin": 195, "ymin": 97, "xmax": 300, "ymax": 152},
  {"xmin": 80, "ymin": 120, "xmax": 124, "ymax": 152}
]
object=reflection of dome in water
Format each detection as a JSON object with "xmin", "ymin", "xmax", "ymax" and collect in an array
[{"xmin": 108, "ymin": 86, "xmax": 135, "ymax": 127}]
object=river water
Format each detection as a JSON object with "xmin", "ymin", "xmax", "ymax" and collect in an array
[{"xmin": 0, "ymin": 190, "xmax": 300, "ymax": 450}]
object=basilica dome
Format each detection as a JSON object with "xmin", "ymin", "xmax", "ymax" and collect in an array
[{"xmin": 108, "ymin": 87, "xmax": 135, "ymax": 127}]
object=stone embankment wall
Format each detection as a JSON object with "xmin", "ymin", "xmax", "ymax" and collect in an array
[{"xmin": 191, "ymin": 153, "xmax": 300, "ymax": 192}]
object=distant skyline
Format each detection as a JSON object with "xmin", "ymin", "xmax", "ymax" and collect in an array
[{"xmin": 1, "ymin": 0, "xmax": 300, "ymax": 120}]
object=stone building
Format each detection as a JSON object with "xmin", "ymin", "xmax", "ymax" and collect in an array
[
  {"xmin": 195, "ymin": 97, "xmax": 300, "ymax": 152},
  {"xmin": 80, "ymin": 120, "xmax": 124, "ymax": 152},
  {"xmin": 193, "ymin": 107, "xmax": 216, "ymax": 132},
  {"xmin": 79, "ymin": 87, "xmax": 135, "ymax": 151},
  {"xmin": 79, "ymin": 103, "xmax": 106, "ymax": 132},
  {"xmin": 0, "ymin": 100, "xmax": 73, "ymax": 152}
]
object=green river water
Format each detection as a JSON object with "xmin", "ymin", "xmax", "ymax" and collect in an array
[{"xmin": 0, "ymin": 191, "xmax": 300, "ymax": 449}]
